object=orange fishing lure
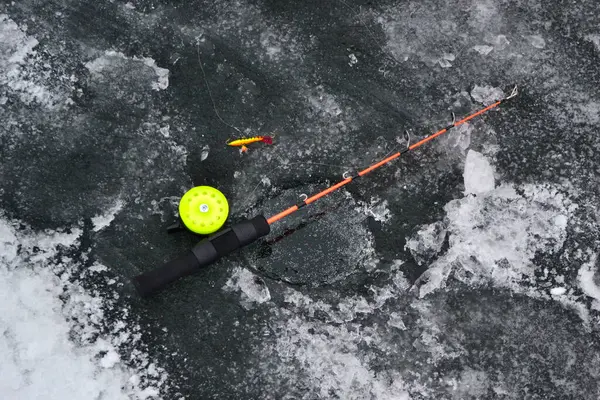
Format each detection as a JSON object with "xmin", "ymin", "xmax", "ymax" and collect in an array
[{"xmin": 226, "ymin": 136, "xmax": 273, "ymax": 153}]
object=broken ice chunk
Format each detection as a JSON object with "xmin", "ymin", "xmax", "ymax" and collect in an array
[
  {"xmin": 441, "ymin": 122, "xmax": 472, "ymax": 152},
  {"xmin": 473, "ymin": 45, "xmax": 493, "ymax": 55},
  {"xmin": 387, "ymin": 312, "xmax": 407, "ymax": 330},
  {"xmin": 223, "ymin": 267, "xmax": 271, "ymax": 309},
  {"xmin": 443, "ymin": 53, "xmax": 456, "ymax": 61},
  {"xmin": 405, "ymin": 221, "xmax": 447, "ymax": 266},
  {"xmin": 463, "ymin": 150, "xmax": 495, "ymax": 195},
  {"xmin": 488, "ymin": 34, "xmax": 510, "ymax": 50},
  {"xmin": 439, "ymin": 59, "xmax": 452, "ymax": 68},
  {"xmin": 200, "ymin": 145, "xmax": 210, "ymax": 161},
  {"xmin": 527, "ymin": 35, "xmax": 546, "ymax": 49},
  {"xmin": 470, "ymin": 85, "xmax": 505, "ymax": 106}
]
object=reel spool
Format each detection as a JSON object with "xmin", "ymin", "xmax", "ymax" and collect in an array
[{"xmin": 177, "ymin": 186, "xmax": 229, "ymax": 235}]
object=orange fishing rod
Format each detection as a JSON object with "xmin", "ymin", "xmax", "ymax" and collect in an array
[
  {"xmin": 133, "ymin": 85, "xmax": 518, "ymax": 297},
  {"xmin": 267, "ymin": 85, "xmax": 518, "ymax": 225}
]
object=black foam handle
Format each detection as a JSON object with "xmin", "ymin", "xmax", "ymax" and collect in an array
[{"xmin": 133, "ymin": 215, "xmax": 270, "ymax": 297}]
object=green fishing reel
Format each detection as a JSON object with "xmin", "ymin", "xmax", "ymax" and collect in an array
[{"xmin": 167, "ymin": 186, "xmax": 229, "ymax": 235}]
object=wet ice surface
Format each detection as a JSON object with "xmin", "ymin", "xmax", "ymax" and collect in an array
[{"xmin": 2, "ymin": 0, "xmax": 600, "ymax": 399}]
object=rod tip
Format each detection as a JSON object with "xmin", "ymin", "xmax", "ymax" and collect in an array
[{"xmin": 505, "ymin": 85, "xmax": 518, "ymax": 100}]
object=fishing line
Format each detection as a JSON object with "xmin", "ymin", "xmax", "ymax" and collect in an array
[{"xmin": 196, "ymin": 41, "xmax": 244, "ymax": 136}]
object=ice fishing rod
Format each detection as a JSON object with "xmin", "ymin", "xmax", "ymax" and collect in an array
[{"xmin": 132, "ymin": 85, "xmax": 518, "ymax": 297}]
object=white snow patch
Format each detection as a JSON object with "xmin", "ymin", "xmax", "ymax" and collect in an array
[
  {"xmin": 142, "ymin": 57, "xmax": 169, "ymax": 90},
  {"xmin": 308, "ymin": 88, "xmax": 343, "ymax": 118},
  {"xmin": 575, "ymin": 102, "xmax": 600, "ymax": 125},
  {"xmin": 0, "ymin": 217, "xmax": 171, "ymax": 399},
  {"xmin": 252, "ymin": 24, "xmax": 304, "ymax": 65},
  {"xmin": 260, "ymin": 176, "xmax": 271, "ymax": 187},
  {"xmin": 554, "ymin": 214, "xmax": 568, "ymax": 229},
  {"xmin": 473, "ymin": 45, "xmax": 494, "ymax": 55},
  {"xmin": 223, "ymin": 267, "xmax": 271, "ymax": 309},
  {"xmin": 0, "ymin": 218, "xmax": 18, "ymax": 266},
  {"xmin": 100, "ymin": 350, "xmax": 121, "ymax": 369},
  {"xmin": 282, "ymin": 288, "xmax": 333, "ymax": 316},
  {"xmin": 0, "ymin": 267, "xmax": 136, "ymax": 399},
  {"xmin": 470, "ymin": 85, "xmax": 505, "ymax": 106},
  {"xmin": 413, "ymin": 183, "xmax": 576, "ymax": 298},
  {"xmin": 578, "ymin": 255, "xmax": 600, "ymax": 310},
  {"xmin": 468, "ymin": 0, "xmax": 498, "ymax": 30},
  {"xmin": 89, "ymin": 263, "xmax": 109, "ymax": 273},
  {"xmin": 550, "ymin": 287, "xmax": 567, "ymax": 296},
  {"xmin": 455, "ymin": 368, "xmax": 489, "ymax": 397},
  {"xmin": 91, "ymin": 200, "xmax": 124, "ymax": 232},
  {"xmin": 301, "ymin": 85, "xmax": 358, "ymax": 142},
  {"xmin": 260, "ymin": 31, "xmax": 283, "ymax": 59},
  {"xmin": 463, "ymin": 150, "xmax": 495, "ymax": 195},
  {"xmin": 0, "ymin": 14, "xmax": 61, "ymax": 107},
  {"xmin": 348, "ymin": 53, "xmax": 358, "ymax": 66},
  {"xmin": 443, "ymin": 53, "xmax": 456, "ymax": 61},
  {"xmin": 85, "ymin": 50, "xmax": 170, "ymax": 91},
  {"xmin": 438, "ymin": 59, "xmax": 452, "ymax": 68},
  {"xmin": 550, "ymin": 94, "xmax": 600, "ymax": 127}
]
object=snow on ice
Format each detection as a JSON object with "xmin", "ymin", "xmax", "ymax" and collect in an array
[
  {"xmin": 409, "ymin": 150, "xmax": 576, "ymax": 299},
  {"xmin": 0, "ymin": 14, "xmax": 61, "ymax": 107},
  {"xmin": 0, "ymin": 266, "xmax": 137, "ymax": 399},
  {"xmin": 91, "ymin": 200, "xmax": 125, "ymax": 232},
  {"xmin": 223, "ymin": 267, "xmax": 271, "ymax": 309},
  {"xmin": 0, "ymin": 217, "xmax": 171, "ymax": 399},
  {"xmin": 578, "ymin": 255, "xmax": 600, "ymax": 310},
  {"xmin": 412, "ymin": 183, "xmax": 575, "ymax": 298},
  {"xmin": 261, "ymin": 288, "xmax": 412, "ymax": 400},
  {"xmin": 85, "ymin": 50, "xmax": 170, "ymax": 91},
  {"xmin": 486, "ymin": 34, "xmax": 510, "ymax": 50},
  {"xmin": 440, "ymin": 122, "xmax": 472, "ymax": 153}
]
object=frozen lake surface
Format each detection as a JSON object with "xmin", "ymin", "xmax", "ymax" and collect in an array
[{"xmin": 1, "ymin": 1, "xmax": 600, "ymax": 398}]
